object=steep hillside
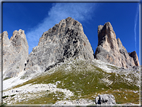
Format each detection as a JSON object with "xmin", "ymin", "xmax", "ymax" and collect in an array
[{"xmin": 3, "ymin": 59, "xmax": 140, "ymax": 105}]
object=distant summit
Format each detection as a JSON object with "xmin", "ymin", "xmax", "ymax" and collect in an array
[{"xmin": 94, "ymin": 22, "xmax": 139, "ymax": 68}]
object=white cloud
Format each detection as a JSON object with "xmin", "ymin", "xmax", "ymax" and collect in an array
[
  {"xmin": 134, "ymin": 4, "xmax": 139, "ymax": 51},
  {"xmin": 26, "ymin": 3, "xmax": 96, "ymax": 53}
]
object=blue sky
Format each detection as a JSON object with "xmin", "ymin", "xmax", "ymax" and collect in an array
[{"xmin": 2, "ymin": 2, "xmax": 140, "ymax": 63}]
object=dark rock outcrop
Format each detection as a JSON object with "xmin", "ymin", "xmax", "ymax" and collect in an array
[
  {"xmin": 0, "ymin": 29, "xmax": 28, "ymax": 79},
  {"xmin": 95, "ymin": 94, "xmax": 116, "ymax": 105},
  {"xmin": 129, "ymin": 51, "xmax": 139, "ymax": 66},
  {"xmin": 94, "ymin": 22, "xmax": 139, "ymax": 68},
  {"xmin": 24, "ymin": 17, "xmax": 94, "ymax": 76}
]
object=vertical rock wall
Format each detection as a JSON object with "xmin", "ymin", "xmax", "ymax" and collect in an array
[
  {"xmin": 0, "ymin": 29, "xmax": 28, "ymax": 79},
  {"xmin": 94, "ymin": 22, "xmax": 139, "ymax": 68}
]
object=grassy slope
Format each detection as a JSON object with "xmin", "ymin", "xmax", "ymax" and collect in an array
[
  {"xmin": 16, "ymin": 91, "xmax": 65, "ymax": 104},
  {"xmin": 8, "ymin": 60, "xmax": 139, "ymax": 104}
]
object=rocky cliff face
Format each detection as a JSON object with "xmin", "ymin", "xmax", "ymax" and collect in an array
[
  {"xmin": 94, "ymin": 22, "xmax": 139, "ymax": 68},
  {"xmin": 0, "ymin": 29, "xmax": 28, "ymax": 79},
  {"xmin": 24, "ymin": 17, "xmax": 94, "ymax": 77},
  {"xmin": 1, "ymin": 19, "xmax": 140, "ymax": 79}
]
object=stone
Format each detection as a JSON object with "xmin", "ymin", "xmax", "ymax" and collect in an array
[
  {"xmin": 24, "ymin": 17, "xmax": 94, "ymax": 77},
  {"xmin": 94, "ymin": 22, "xmax": 139, "ymax": 68},
  {"xmin": 95, "ymin": 94, "xmax": 116, "ymax": 105},
  {"xmin": 0, "ymin": 29, "xmax": 28, "ymax": 79}
]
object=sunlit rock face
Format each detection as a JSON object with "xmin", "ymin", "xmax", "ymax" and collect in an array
[
  {"xmin": 1, "ymin": 19, "xmax": 139, "ymax": 80},
  {"xmin": 94, "ymin": 22, "xmax": 139, "ymax": 68},
  {"xmin": 0, "ymin": 30, "xmax": 28, "ymax": 79},
  {"xmin": 24, "ymin": 17, "xmax": 94, "ymax": 76}
]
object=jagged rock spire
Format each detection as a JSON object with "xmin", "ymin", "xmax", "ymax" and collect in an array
[
  {"xmin": 0, "ymin": 29, "xmax": 28, "ymax": 78},
  {"xmin": 95, "ymin": 22, "xmax": 139, "ymax": 68}
]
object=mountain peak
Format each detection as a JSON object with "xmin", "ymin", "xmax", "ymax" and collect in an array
[
  {"xmin": 66, "ymin": 17, "xmax": 73, "ymax": 21},
  {"xmin": 24, "ymin": 17, "xmax": 94, "ymax": 77},
  {"xmin": 1, "ymin": 29, "xmax": 28, "ymax": 79},
  {"xmin": 104, "ymin": 22, "xmax": 112, "ymax": 27},
  {"xmin": 95, "ymin": 22, "xmax": 139, "ymax": 68},
  {"xmin": 11, "ymin": 29, "xmax": 26, "ymax": 40}
]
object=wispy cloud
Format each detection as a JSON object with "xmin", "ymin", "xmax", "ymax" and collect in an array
[
  {"xmin": 26, "ymin": 3, "xmax": 96, "ymax": 53},
  {"xmin": 134, "ymin": 4, "xmax": 139, "ymax": 51}
]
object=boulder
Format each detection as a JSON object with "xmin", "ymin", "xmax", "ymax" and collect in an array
[
  {"xmin": 95, "ymin": 94, "xmax": 116, "ymax": 105},
  {"xmin": 94, "ymin": 22, "xmax": 139, "ymax": 68}
]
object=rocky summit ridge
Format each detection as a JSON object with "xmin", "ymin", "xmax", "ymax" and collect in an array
[{"xmin": 1, "ymin": 17, "xmax": 140, "ymax": 79}]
